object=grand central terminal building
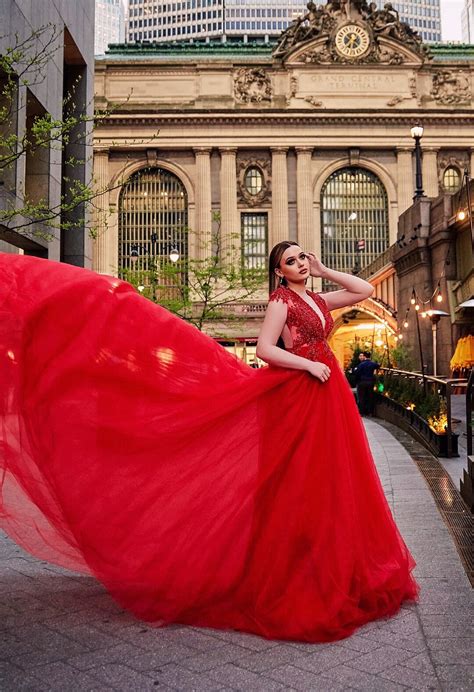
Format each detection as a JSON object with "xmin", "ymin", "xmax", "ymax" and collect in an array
[{"xmin": 93, "ymin": 0, "xmax": 474, "ymax": 365}]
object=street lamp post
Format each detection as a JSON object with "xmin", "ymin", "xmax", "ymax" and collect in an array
[
  {"xmin": 410, "ymin": 122, "xmax": 425, "ymax": 200},
  {"xmin": 427, "ymin": 309, "xmax": 449, "ymax": 377}
]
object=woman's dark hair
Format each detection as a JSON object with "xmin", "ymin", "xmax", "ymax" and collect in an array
[{"xmin": 268, "ymin": 240, "xmax": 299, "ymax": 295}]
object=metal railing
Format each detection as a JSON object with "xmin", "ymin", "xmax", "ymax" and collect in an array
[{"xmin": 378, "ymin": 367, "xmax": 468, "ymax": 457}]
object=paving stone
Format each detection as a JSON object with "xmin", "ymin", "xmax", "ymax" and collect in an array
[
  {"xmin": 233, "ymin": 643, "xmax": 313, "ymax": 673},
  {"xmin": 267, "ymin": 662, "xmax": 352, "ymax": 691},
  {"xmin": 320, "ymin": 663, "xmax": 408, "ymax": 691},
  {"xmin": 0, "ymin": 631, "xmax": 43, "ymax": 661},
  {"xmin": 338, "ymin": 634, "xmax": 384, "ymax": 654},
  {"xmin": 2, "ymin": 672, "xmax": 51, "ymax": 692},
  {"xmin": 379, "ymin": 663, "xmax": 441, "ymax": 690},
  {"xmin": 88, "ymin": 662, "xmax": 175, "ymax": 690},
  {"xmin": 180, "ymin": 642, "xmax": 252, "ymax": 672},
  {"xmin": 29, "ymin": 661, "xmax": 113, "ymax": 691},
  {"xmin": 65, "ymin": 642, "xmax": 160, "ymax": 671},
  {"xmin": 293, "ymin": 644, "xmax": 363, "ymax": 673},
  {"xmin": 13, "ymin": 623, "xmax": 91, "ymax": 658},
  {"xmin": 346, "ymin": 643, "xmax": 416, "ymax": 674},
  {"xmin": 206, "ymin": 662, "xmax": 289, "ymax": 690},
  {"xmin": 359, "ymin": 628, "xmax": 426, "ymax": 653},
  {"xmin": 205, "ymin": 628, "xmax": 280, "ymax": 651},
  {"xmin": 435, "ymin": 664, "xmax": 474, "ymax": 684},
  {"xmin": 402, "ymin": 652, "xmax": 438, "ymax": 675},
  {"xmin": 151, "ymin": 662, "xmax": 226, "ymax": 691}
]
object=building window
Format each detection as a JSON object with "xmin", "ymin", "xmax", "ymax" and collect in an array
[
  {"xmin": 244, "ymin": 166, "xmax": 264, "ymax": 196},
  {"xmin": 241, "ymin": 213, "xmax": 268, "ymax": 270},
  {"xmin": 443, "ymin": 166, "xmax": 462, "ymax": 193},
  {"xmin": 118, "ymin": 167, "xmax": 188, "ymax": 297},
  {"xmin": 320, "ymin": 167, "xmax": 389, "ymax": 288}
]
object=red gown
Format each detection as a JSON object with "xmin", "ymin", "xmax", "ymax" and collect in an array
[{"xmin": 0, "ymin": 254, "xmax": 418, "ymax": 642}]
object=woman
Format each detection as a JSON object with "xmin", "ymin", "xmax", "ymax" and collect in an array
[{"xmin": 0, "ymin": 248, "xmax": 418, "ymax": 643}]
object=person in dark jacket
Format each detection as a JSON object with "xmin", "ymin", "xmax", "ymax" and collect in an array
[{"xmin": 354, "ymin": 351, "xmax": 379, "ymax": 416}]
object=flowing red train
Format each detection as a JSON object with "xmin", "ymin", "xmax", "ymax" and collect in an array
[{"xmin": 0, "ymin": 254, "xmax": 418, "ymax": 642}]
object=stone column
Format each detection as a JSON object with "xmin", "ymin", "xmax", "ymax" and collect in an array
[
  {"xmin": 92, "ymin": 148, "xmax": 110, "ymax": 274},
  {"xmin": 271, "ymin": 147, "xmax": 289, "ymax": 245},
  {"xmin": 296, "ymin": 147, "xmax": 315, "ymax": 253},
  {"xmin": 193, "ymin": 148, "xmax": 212, "ymax": 260},
  {"xmin": 397, "ymin": 147, "xmax": 413, "ymax": 214},
  {"xmin": 422, "ymin": 148, "xmax": 439, "ymax": 198},
  {"xmin": 219, "ymin": 148, "xmax": 240, "ymax": 264},
  {"xmin": 470, "ymin": 149, "xmax": 474, "ymax": 178}
]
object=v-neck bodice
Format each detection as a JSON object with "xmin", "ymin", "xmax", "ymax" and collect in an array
[{"xmin": 269, "ymin": 286, "xmax": 335, "ymax": 365}]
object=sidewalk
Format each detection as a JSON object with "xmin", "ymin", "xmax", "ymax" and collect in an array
[{"xmin": 1, "ymin": 420, "xmax": 473, "ymax": 692}]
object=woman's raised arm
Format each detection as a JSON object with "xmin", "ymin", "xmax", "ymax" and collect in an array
[{"xmin": 307, "ymin": 253, "xmax": 374, "ymax": 311}]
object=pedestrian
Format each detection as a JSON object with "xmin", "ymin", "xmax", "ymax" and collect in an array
[
  {"xmin": 355, "ymin": 350, "xmax": 380, "ymax": 416},
  {"xmin": 0, "ymin": 247, "xmax": 418, "ymax": 643}
]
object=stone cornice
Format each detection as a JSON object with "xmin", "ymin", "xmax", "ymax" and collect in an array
[{"xmin": 98, "ymin": 111, "xmax": 474, "ymax": 128}]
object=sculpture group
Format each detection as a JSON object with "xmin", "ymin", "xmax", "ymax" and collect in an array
[{"xmin": 273, "ymin": 0, "xmax": 430, "ymax": 62}]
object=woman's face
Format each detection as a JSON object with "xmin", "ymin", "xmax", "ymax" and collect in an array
[{"xmin": 275, "ymin": 245, "xmax": 310, "ymax": 284}]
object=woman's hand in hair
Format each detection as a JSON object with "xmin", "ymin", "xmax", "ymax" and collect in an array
[
  {"xmin": 307, "ymin": 253, "xmax": 327, "ymax": 279},
  {"xmin": 307, "ymin": 361, "xmax": 331, "ymax": 383}
]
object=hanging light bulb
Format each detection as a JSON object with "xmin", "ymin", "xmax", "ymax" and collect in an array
[
  {"xmin": 169, "ymin": 247, "xmax": 180, "ymax": 263},
  {"xmin": 421, "ymin": 311, "xmax": 427, "ymax": 318},
  {"xmin": 415, "ymin": 304, "xmax": 420, "ymax": 311},
  {"xmin": 427, "ymin": 309, "xmax": 433, "ymax": 317},
  {"xmin": 398, "ymin": 333, "xmax": 404, "ymax": 340},
  {"xmin": 457, "ymin": 210, "xmax": 466, "ymax": 221},
  {"xmin": 436, "ymin": 293, "xmax": 443, "ymax": 303},
  {"xmin": 410, "ymin": 296, "xmax": 416, "ymax": 305},
  {"xmin": 403, "ymin": 320, "xmax": 409, "ymax": 328}
]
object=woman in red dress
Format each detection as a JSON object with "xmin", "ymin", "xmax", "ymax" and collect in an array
[{"xmin": 0, "ymin": 246, "xmax": 418, "ymax": 643}]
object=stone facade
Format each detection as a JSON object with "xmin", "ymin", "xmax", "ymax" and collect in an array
[
  {"xmin": 0, "ymin": 0, "xmax": 95, "ymax": 265},
  {"xmin": 93, "ymin": 0, "xmax": 474, "ymax": 346}
]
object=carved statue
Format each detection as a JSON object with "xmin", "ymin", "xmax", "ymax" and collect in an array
[
  {"xmin": 234, "ymin": 68, "xmax": 272, "ymax": 104},
  {"xmin": 431, "ymin": 70, "xmax": 472, "ymax": 105},
  {"xmin": 273, "ymin": 0, "xmax": 430, "ymax": 63}
]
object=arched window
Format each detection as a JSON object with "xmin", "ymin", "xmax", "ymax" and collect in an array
[
  {"xmin": 118, "ymin": 167, "xmax": 188, "ymax": 295},
  {"xmin": 442, "ymin": 166, "xmax": 461, "ymax": 194},
  {"xmin": 320, "ymin": 167, "xmax": 389, "ymax": 288}
]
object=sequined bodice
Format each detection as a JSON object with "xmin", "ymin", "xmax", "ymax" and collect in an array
[{"xmin": 269, "ymin": 286, "xmax": 335, "ymax": 365}]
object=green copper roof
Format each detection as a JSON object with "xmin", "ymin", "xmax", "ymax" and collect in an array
[{"xmin": 99, "ymin": 39, "xmax": 474, "ymax": 62}]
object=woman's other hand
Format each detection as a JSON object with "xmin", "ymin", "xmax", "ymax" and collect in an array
[{"xmin": 307, "ymin": 361, "xmax": 331, "ymax": 382}]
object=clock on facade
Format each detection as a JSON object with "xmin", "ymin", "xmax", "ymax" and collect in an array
[{"xmin": 334, "ymin": 24, "xmax": 371, "ymax": 59}]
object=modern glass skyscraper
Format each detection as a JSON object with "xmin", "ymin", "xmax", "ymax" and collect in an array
[
  {"xmin": 126, "ymin": 1, "xmax": 442, "ymax": 45},
  {"xmin": 95, "ymin": 0, "xmax": 126, "ymax": 55}
]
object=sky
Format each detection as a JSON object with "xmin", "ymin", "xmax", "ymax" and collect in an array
[{"xmin": 440, "ymin": 0, "xmax": 463, "ymax": 41}]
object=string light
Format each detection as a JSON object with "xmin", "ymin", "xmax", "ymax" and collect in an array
[
  {"xmin": 415, "ymin": 303, "xmax": 420, "ymax": 311},
  {"xmin": 436, "ymin": 292, "xmax": 443, "ymax": 303},
  {"xmin": 421, "ymin": 311, "xmax": 427, "ymax": 318}
]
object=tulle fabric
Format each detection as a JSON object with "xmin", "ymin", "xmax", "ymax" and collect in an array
[{"xmin": 0, "ymin": 254, "xmax": 418, "ymax": 642}]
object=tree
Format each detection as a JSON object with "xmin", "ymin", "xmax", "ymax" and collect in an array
[
  {"xmin": 0, "ymin": 24, "xmax": 154, "ymax": 243},
  {"xmin": 121, "ymin": 212, "xmax": 267, "ymax": 332}
]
